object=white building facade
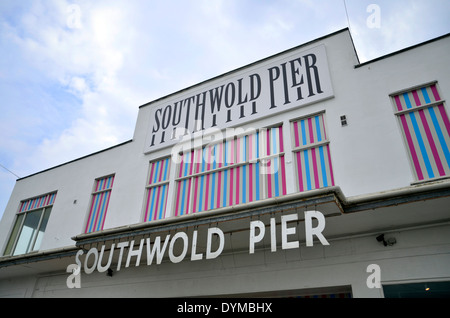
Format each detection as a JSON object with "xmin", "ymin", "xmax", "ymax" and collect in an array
[{"xmin": 1, "ymin": 29, "xmax": 449, "ymax": 298}]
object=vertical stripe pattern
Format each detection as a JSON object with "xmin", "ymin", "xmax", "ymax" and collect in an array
[
  {"xmin": 85, "ymin": 175, "xmax": 114, "ymax": 233},
  {"xmin": 393, "ymin": 83, "xmax": 450, "ymax": 181},
  {"xmin": 292, "ymin": 113, "xmax": 335, "ymax": 192},
  {"xmin": 148, "ymin": 157, "xmax": 171, "ymax": 185},
  {"xmin": 144, "ymin": 158, "xmax": 171, "ymax": 222},
  {"xmin": 257, "ymin": 126, "xmax": 287, "ymax": 200},
  {"xmin": 174, "ymin": 127, "xmax": 287, "ymax": 216},
  {"xmin": 19, "ymin": 192, "xmax": 56, "ymax": 213}
]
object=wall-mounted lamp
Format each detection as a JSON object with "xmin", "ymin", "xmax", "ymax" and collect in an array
[{"xmin": 376, "ymin": 234, "xmax": 397, "ymax": 247}]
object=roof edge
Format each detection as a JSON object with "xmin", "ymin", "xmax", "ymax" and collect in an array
[
  {"xmin": 355, "ymin": 32, "xmax": 450, "ymax": 68},
  {"xmin": 17, "ymin": 139, "xmax": 134, "ymax": 182},
  {"xmin": 138, "ymin": 28, "xmax": 350, "ymax": 109}
]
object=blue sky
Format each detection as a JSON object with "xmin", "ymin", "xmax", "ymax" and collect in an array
[{"xmin": 0, "ymin": 0, "xmax": 449, "ymax": 220}]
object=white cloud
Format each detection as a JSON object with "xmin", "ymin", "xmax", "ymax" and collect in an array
[
  {"xmin": 1, "ymin": 0, "xmax": 139, "ymax": 172},
  {"xmin": 345, "ymin": 0, "xmax": 450, "ymax": 62}
]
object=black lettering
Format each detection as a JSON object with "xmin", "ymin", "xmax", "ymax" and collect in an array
[
  {"xmin": 237, "ymin": 78, "xmax": 248, "ymax": 105},
  {"xmin": 304, "ymin": 54, "xmax": 323, "ymax": 97},
  {"xmin": 150, "ymin": 134, "xmax": 156, "ymax": 147},
  {"xmin": 224, "ymin": 82, "xmax": 235, "ymax": 108},
  {"xmin": 251, "ymin": 101, "xmax": 257, "ymax": 115},
  {"xmin": 281, "ymin": 62, "xmax": 290, "ymax": 105},
  {"xmin": 194, "ymin": 92, "xmax": 207, "ymax": 131},
  {"xmin": 268, "ymin": 66, "xmax": 280, "ymax": 109},
  {"xmin": 172, "ymin": 101, "xmax": 183, "ymax": 126},
  {"xmin": 183, "ymin": 97, "xmax": 195, "ymax": 131},
  {"xmin": 290, "ymin": 58, "xmax": 305, "ymax": 101},
  {"xmin": 161, "ymin": 105, "xmax": 172, "ymax": 129},
  {"xmin": 249, "ymin": 73, "xmax": 261, "ymax": 101},
  {"xmin": 250, "ymin": 74, "xmax": 261, "ymax": 115},
  {"xmin": 151, "ymin": 108, "xmax": 162, "ymax": 133},
  {"xmin": 209, "ymin": 85, "xmax": 224, "ymax": 114}
]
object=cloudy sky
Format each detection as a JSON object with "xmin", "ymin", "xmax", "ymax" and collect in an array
[{"xmin": 0, "ymin": 0, "xmax": 449, "ymax": 219}]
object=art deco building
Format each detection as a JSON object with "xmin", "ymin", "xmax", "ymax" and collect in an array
[{"xmin": 1, "ymin": 29, "xmax": 449, "ymax": 298}]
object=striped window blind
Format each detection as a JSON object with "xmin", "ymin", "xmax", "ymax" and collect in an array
[
  {"xmin": 292, "ymin": 113, "xmax": 335, "ymax": 192},
  {"xmin": 18, "ymin": 192, "xmax": 56, "ymax": 213},
  {"xmin": 85, "ymin": 175, "xmax": 115, "ymax": 233},
  {"xmin": 144, "ymin": 157, "xmax": 171, "ymax": 222},
  {"xmin": 392, "ymin": 83, "xmax": 450, "ymax": 181},
  {"xmin": 174, "ymin": 126, "xmax": 287, "ymax": 216}
]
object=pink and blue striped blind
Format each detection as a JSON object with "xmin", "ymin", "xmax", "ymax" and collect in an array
[
  {"xmin": 292, "ymin": 113, "xmax": 335, "ymax": 192},
  {"xmin": 85, "ymin": 175, "xmax": 115, "ymax": 233},
  {"xmin": 144, "ymin": 157, "xmax": 171, "ymax": 222},
  {"xmin": 174, "ymin": 126, "xmax": 287, "ymax": 216},
  {"xmin": 393, "ymin": 83, "xmax": 450, "ymax": 181},
  {"xmin": 18, "ymin": 192, "xmax": 56, "ymax": 213}
]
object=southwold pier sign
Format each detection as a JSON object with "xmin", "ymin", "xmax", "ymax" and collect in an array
[
  {"xmin": 145, "ymin": 44, "xmax": 333, "ymax": 152},
  {"xmin": 67, "ymin": 211, "xmax": 329, "ymax": 287}
]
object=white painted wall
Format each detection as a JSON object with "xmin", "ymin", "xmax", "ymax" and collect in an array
[{"xmin": 2, "ymin": 223, "xmax": 448, "ymax": 297}]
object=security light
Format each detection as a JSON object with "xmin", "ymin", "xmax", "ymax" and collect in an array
[
  {"xmin": 376, "ymin": 234, "xmax": 387, "ymax": 246},
  {"xmin": 376, "ymin": 234, "xmax": 396, "ymax": 247}
]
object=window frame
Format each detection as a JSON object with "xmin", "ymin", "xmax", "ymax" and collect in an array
[
  {"xmin": 173, "ymin": 124, "xmax": 287, "ymax": 217},
  {"xmin": 84, "ymin": 174, "xmax": 115, "ymax": 233},
  {"xmin": 143, "ymin": 157, "xmax": 171, "ymax": 222},
  {"xmin": 390, "ymin": 81, "xmax": 450, "ymax": 183},
  {"xmin": 3, "ymin": 192, "xmax": 56, "ymax": 256},
  {"xmin": 290, "ymin": 111, "xmax": 335, "ymax": 192}
]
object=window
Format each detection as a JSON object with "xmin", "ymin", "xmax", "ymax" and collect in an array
[
  {"xmin": 383, "ymin": 281, "xmax": 450, "ymax": 298},
  {"xmin": 291, "ymin": 112, "xmax": 335, "ymax": 192},
  {"xmin": 174, "ymin": 126, "xmax": 287, "ymax": 216},
  {"xmin": 392, "ymin": 82, "xmax": 450, "ymax": 182},
  {"xmin": 85, "ymin": 175, "xmax": 115, "ymax": 233},
  {"xmin": 143, "ymin": 158, "xmax": 171, "ymax": 222},
  {"xmin": 3, "ymin": 192, "xmax": 56, "ymax": 256}
]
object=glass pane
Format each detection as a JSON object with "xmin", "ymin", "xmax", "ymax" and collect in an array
[
  {"xmin": 148, "ymin": 158, "xmax": 170, "ymax": 186},
  {"xmin": 32, "ymin": 207, "xmax": 51, "ymax": 252},
  {"xmin": 144, "ymin": 185, "xmax": 168, "ymax": 222},
  {"xmin": 13, "ymin": 209, "xmax": 42, "ymax": 256},
  {"xmin": 3, "ymin": 214, "xmax": 24, "ymax": 255}
]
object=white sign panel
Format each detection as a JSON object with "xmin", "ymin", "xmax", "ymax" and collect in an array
[{"xmin": 145, "ymin": 44, "xmax": 333, "ymax": 153}]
